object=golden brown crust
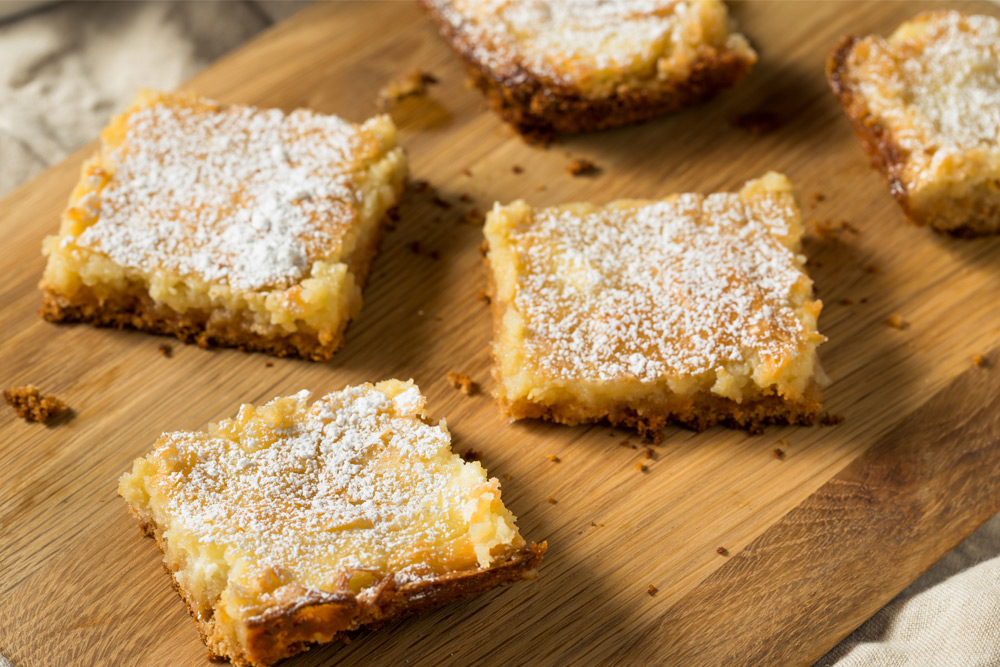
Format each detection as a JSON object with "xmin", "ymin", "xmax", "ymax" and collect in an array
[
  {"xmin": 499, "ymin": 383, "xmax": 823, "ymax": 438},
  {"xmin": 418, "ymin": 0, "xmax": 754, "ymax": 142},
  {"xmin": 131, "ymin": 511, "xmax": 544, "ymax": 667},
  {"xmin": 3, "ymin": 385, "xmax": 65, "ymax": 423},
  {"xmin": 826, "ymin": 36, "xmax": 915, "ymax": 221},
  {"xmin": 39, "ymin": 210, "xmax": 393, "ymax": 362},
  {"xmin": 827, "ymin": 35, "xmax": 1000, "ymax": 237}
]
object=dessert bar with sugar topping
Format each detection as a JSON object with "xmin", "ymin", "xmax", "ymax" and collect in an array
[
  {"xmin": 828, "ymin": 10, "xmax": 1000, "ymax": 236},
  {"xmin": 419, "ymin": 0, "xmax": 757, "ymax": 141},
  {"xmin": 119, "ymin": 380, "xmax": 544, "ymax": 666},
  {"xmin": 40, "ymin": 90, "xmax": 407, "ymax": 360},
  {"xmin": 484, "ymin": 172, "xmax": 826, "ymax": 437}
]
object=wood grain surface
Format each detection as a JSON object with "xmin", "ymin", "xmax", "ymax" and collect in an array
[{"xmin": 2, "ymin": 2, "xmax": 1000, "ymax": 666}]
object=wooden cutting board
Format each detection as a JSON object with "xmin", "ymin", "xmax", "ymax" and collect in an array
[{"xmin": 3, "ymin": 2, "xmax": 1000, "ymax": 665}]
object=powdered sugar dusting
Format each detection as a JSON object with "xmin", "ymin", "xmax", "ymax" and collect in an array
[
  {"xmin": 150, "ymin": 383, "xmax": 499, "ymax": 590},
  {"xmin": 507, "ymin": 193, "xmax": 813, "ymax": 383},
  {"xmin": 852, "ymin": 11, "xmax": 1000, "ymax": 183},
  {"xmin": 428, "ymin": 0, "xmax": 738, "ymax": 86},
  {"xmin": 77, "ymin": 97, "xmax": 375, "ymax": 290}
]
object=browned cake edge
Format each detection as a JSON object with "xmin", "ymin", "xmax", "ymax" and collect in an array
[
  {"xmin": 826, "ymin": 36, "xmax": 1000, "ymax": 237},
  {"xmin": 483, "ymin": 248, "xmax": 822, "ymax": 439},
  {"xmin": 418, "ymin": 0, "xmax": 755, "ymax": 142},
  {"xmin": 127, "ymin": 508, "xmax": 545, "ymax": 667},
  {"xmin": 38, "ymin": 208, "xmax": 395, "ymax": 362}
]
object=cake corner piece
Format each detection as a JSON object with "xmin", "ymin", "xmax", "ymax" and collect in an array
[
  {"xmin": 826, "ymin": 10, "xmax": 1000, "ymax": 236},
  {"xmin": 119, "ymin": 380, "xmax": 543, "ymax": 666},
  {"xmin": 40, "ymin": 90, "xmax": 408, "ymax": 360},
  {"xmin": 483, "ymin": 172, "xmax": 826, "ymax": 438}
]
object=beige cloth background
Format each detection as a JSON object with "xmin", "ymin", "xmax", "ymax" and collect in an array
[{"xmin": 1, "ymin": 2, "xmax": 998, "ymax": 665}]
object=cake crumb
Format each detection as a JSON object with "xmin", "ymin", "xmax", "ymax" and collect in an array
[
  {"xmin": 535, "ymin": 184, "xmax": 547, "ymax": 192},
  {"xmin": 462, "ymin": 207, "xmax": 485, "ymax": 225},
  {"xmin": 431, "ymin": 196, "xmax": 452, "ymax": 210},
  {"xmin": 503, "ymin": 473, "xmax": 512, "ymax": 480},
  {"xmin": 377, "ymin": 68, "xmax": 438, "ymax": 109},
  {"xmin": 863, "ymin": 263, "xmax": 881, "ymax": 274},
  {"xmin": 973, "ymin": 354, "xmax": 987, "ymax": 368},
  {"xmin": 477, "ymin": 289, "xmax": 491, "ymax": 303},
  {"xmin": 265, "ymin": 361, "xmax": 274, "ymax": 368},
  {"xmin": 716, "ymin": 546, "xmax": 728, "ymax": 556},
  {"xmin": 647, "ymin": 584, "xmax": 658, "ymax": 596},
  {"xmin": 462, "ymin": 167, "xmax": 472, "ymax": 177},
  {"xmin": 408, "ymin": 241, "xmax": 424, "ymax": 255},
  {"xmin": 547, "ymin": 496, "xmax": 557, "ymax": 504},
  {"xmin": 567, "ymin": 157, "xmax": 599, "ymax": 176},
  {"xmin": 731, "ymin": 110, "xmax": 784, "ymax": 135},
  {"xmin": 773, "ymin": 448, "xmax": 785, "ymax": 460},
  {"xmin": 546, "ymin": 454, "xmax": 560, "ymax": 463},
  {"xmin": 635, "ymin": 461, "xmax": 648, "ymax": 473},
  {"xmin": 413, "ymin": 179, "xmax": 431, "ymax": 193},
  {"xmin": 4, "ymin": 385, "xmax": 66, "ymax": 423},
  {"xmin": 820, "ymin": 412, "xmax": 845, "ymax": 427},
  {"xmin": 511, "ymin": 165, "xmax": 524, "ymax": 174},
  {"xmin": 885, "ymin": 313, "xmax": 909, "ymax": 330},
  {"xmin": 643, "ymin": 446, "xmax": 655, "ymax": 460},
  {"xmin": 158, "ymin": 342, "xmax": 173, "ymax": 357},
  {"xmin": 457, "ymin": 193, "xmax": 473, "ymax": 204},
  {"xmin": 812, "ymin": 193, "xmax": 827, "ymax": 203},
  {"xmin": 838, "ymin": 298, "xmax": 855, "ymax": 306},
  {"xmin": 460, "ymin": 449, "xmax": 482, "ymax": 462},
  {"xmin": 446, "ymin": 372, "xmax": 477, "ymax": 395}
]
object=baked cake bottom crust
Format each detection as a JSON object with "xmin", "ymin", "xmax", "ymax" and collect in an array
[
  {"xmin": 467, "ymin": 54, "xmax": 754, "ymax": 143},
  {"xmin": 497, "ymin": 382, "xmax": 824, "ymax": 439},
  {"xmin": 131, "ymin": 516, "xmax": 544, "ymax": 667},
  {"xmin": 40, "ymin": 287, "xmax": 336, "ymax": 361},
  {"xmin": 40, "ymin": 212, "xmax": 391, "ymax": 361}
]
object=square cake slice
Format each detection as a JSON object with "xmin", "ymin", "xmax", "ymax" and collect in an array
[
  {"xmin": 419, "ymin": 0, "xmax": 756, "ymax": 141},
  {"xmin": 119, "ymin": 380, "xmax": 544, "ymax": 666},
  {"xmin": 828, "ymin": 11, "xmax": 1000, "ymax": 236},
  {"xmin": 483, "ymin": 172, "xmax": 826, "ymax": 437},
  {"xmin": 40, "ymin": 90, "xmax": 408, "ymax": 360}
]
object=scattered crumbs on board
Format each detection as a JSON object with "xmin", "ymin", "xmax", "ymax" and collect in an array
[
  {"xmin": 4, "ymin": 385, "xmax": 66, "ymax": 424},
  {"xmin": 567, "ymin": 157, "xmax": 599, "ymax": 176},
  {"xmin": 446, "ymin": 372, "xmax": 477, "ymax": 395},
  {"xmin": 885, "ymin": 313, "xmax": 909, "ymax": 330}
]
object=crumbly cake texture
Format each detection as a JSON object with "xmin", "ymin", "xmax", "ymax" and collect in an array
[
  {"xmin": 119, "ymin": 380, "xmax": 544, "ymax": 667},
  {"xmin": 40, "ymin": 90, "xmax": 408, "ymax": 360},
  {"xmin": 484, "ymin": 172, "xmax": 826, "ymax": 436},
  {"xmin": 828, "ymin": 11, "xmax": 1000, "ymax": 236},
  {"xmin": 3, "ymin": 385, "xmax": 65, "ymax": 423},
  {"xmin": 418, "ymin": 0, "xmax": 757, "ymax": 141}
]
